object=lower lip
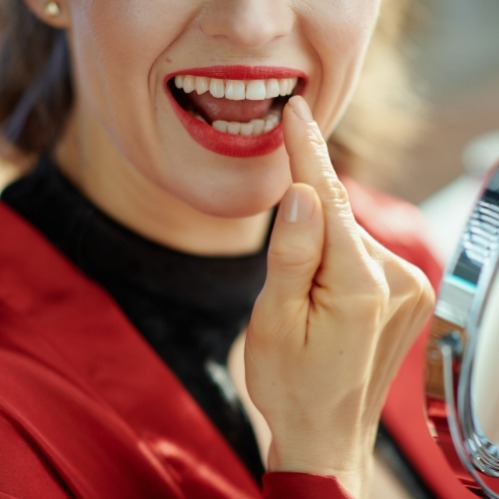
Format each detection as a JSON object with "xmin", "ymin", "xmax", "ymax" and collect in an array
[{"xmin": 164, "ymin": 83, "xmax": 283, "ymax": 158}]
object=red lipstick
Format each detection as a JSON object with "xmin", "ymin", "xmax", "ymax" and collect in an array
[{"xmin": 163, "ymin": 66, "xmax": 306, "ymax": 158}]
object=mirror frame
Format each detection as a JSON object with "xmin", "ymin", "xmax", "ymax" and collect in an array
[{"xmin": 426, "ymin": 163, "xmax": 499, "ymax": 498}]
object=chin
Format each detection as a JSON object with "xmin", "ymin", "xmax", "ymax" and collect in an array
[
  {"xmin": 161, "ymin": 147, "xmax": 292, "ymax": 218},
  {"xmin": 198, "ymin": 188, "xmax": 286, "ymax": 218},
  {"xmin": 187, "ymin": 174, "xmax": 290, "ymax": 219}
]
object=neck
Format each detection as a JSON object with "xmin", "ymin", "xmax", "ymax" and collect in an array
[{"xmin": 0, "ymin": 138, "xmax": 37, "ymax": 191}]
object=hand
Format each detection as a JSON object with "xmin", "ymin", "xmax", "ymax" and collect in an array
[{"xmin": 244, "ymin": 96, "xmax": 435, "ymax": 497}]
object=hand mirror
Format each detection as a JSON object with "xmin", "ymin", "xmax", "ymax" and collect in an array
[{"xmin": 426, "ymin": 162, "xmax": 499, "ymax": 497}]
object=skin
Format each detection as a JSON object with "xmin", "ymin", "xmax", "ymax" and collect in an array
[
  {"xmin": 27, "ymin": 0, "xmax": 381, "ymax": 253},
  {"xmin": 24, "ymin": 0, "xmax": 435, "ymax": 496}
]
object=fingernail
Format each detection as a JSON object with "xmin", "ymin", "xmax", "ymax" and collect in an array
[
  {"xmin": 282, "ymin": 186, "xmax": 314, "ymax": 223},
  {"xmin": 288, "ymin": 96, "xmax": 314, "ymax": 123}
]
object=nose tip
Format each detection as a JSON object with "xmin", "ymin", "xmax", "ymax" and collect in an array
[{"xmin": 199, "ymin": 0, "xmax": 293, "ymax": 49}]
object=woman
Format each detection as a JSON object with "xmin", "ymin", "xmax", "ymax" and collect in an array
[{"xmin": 0, "ymin": 1, "xmax": 467, "ymax": 498}]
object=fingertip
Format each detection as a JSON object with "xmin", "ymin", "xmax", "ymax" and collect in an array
[
  {"xmin": 283, "ymin": 97, "xmax": 316, "ymax": 141},
  {"xmin": 283, "ymin": 99, "xmax": 331, "ymax": 188},
  {"xmin": 287, "ymin": 95, "xmax": 314, "ymax": 123},
  {"xmin": 283, "ymin": 97, "xmax": 326, "ymax": 152}
]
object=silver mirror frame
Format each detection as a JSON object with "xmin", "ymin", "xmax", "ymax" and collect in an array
[{"xmin": 426, "ymin": 164, "xmax": 499, "ymax": 498}]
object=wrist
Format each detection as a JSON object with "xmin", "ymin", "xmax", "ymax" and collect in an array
[{"xmin": 266, "ymin": 427, "xmax": 376, "ymax": 498}]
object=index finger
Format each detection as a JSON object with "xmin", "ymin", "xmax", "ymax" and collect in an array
[{"xmin": 282, "ymin": 96, "xmax": 369, "ymax": 284}]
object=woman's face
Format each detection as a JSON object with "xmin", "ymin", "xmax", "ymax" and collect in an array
[{"xmin": 55, "ymin": 0, "xmax": 381, "ymax": 216}]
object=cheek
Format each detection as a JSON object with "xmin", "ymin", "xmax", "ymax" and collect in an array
[
  {"xmin": 67, "ymin": 2, "xmax": 184, "ymax": 164},
  {"xmin": 307, "ymin": 0, "xmax": 380, "ymax": 66},
  {"xmin": 70, "ymin": 4, "xmax": 160, "ymax": 103},
  {"xmin": 69, "ymin": 1, "xmax": 194, "ymax": 116},
  {"xmin": 302, "ymin": 1, "xmax": 381, "ymax": 134},
  {"xmin": 73, "ymin": 2, "xmax": 171, "ymax": 57}
]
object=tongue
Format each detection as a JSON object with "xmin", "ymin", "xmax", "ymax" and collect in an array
[{"xmin": 187, "ymin": 92, "xmax": 274, "ymax": 123}]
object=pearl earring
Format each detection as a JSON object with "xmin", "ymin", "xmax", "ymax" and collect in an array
[{"xmin": 44, "ymin": 1, "xmax": 61, "ymax": 17}]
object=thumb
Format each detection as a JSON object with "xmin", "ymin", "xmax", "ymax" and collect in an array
[{"xmin": 261, "ymin": 183, "xmax": 324, "ymax": 307}]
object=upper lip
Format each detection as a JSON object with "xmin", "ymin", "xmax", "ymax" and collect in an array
[{"xmin": 164, "ymin": 65, "xmax": 308, "ymax": 81}]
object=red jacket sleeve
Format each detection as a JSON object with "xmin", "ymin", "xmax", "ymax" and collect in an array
[
  {"xmin": 263, "ymin": 472, "xmax": 353, "ymax": 498},
  {"xmin": 0, "ymin": 414, "xmax": 69, "ymax": 499}
]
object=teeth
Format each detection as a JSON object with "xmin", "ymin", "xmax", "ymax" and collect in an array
[
  {"xmin": 182, "ymin": 75, "xmax": 196, "ymax": 93},
  {"xmin": 177, "ymin": 74, "xmax": 292, "ymax": 135},
  {"xmin": 240, "ymin": 123, "xmax": 254, "ymax": 136},
  {"xmin": 227, "ymin": 122, "xmax": 242, "ymax": 134},
  {"xmin": 192, "ymin": 112, "xmax": 207, "ymax": 123},
  {"xmin": 251, "ymin": 119, "xmax": 265, "ymax": 135},
  {"xmin": 206, "ymin": 111, "xmax": 281, "ymax": 136},
  {"xmin": 225, "ymin": 80, "xmax": 246, "ymax": 101},
  {"xmin": 266, "ymin": 79, "xmax": 281, "ymax": 99},
  {"xmin": 195, "ymin": 76, "xmax": 209, "ymax": 95},
  {"xmin": 174, "ymin": 74, "xmax": 298, "ymax": 101},
  {"xmin": 279, "ymin": 78, "xmax": 293, "ymax": 96},
  {"xmin": 263, "ymin": 112, "xmax": 280, "ymax": 132},
  {"xmin": 209, "ymin": 78, "xmax": 225, "ymax": 98},
  {"xmin": 246, "ymin": 80, "xmax": 267, "ymax": 100},
  {"xmin": 212, "ymin": 120, "xmax": 228, "ymax": 133},
  {"xmin": 174, "ymin": 75, "xmax": 184, "ymax": 89}
]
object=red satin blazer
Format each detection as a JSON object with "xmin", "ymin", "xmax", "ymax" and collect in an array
[{"xmin": 0, "ymin": 180, "xmax": 475, "ymax": 498}]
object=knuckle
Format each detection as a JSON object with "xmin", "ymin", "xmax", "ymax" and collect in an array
[
  {"xmin": 326, "ymin": 175, "xmax": 349, "ymax": 200},
  {"xmin": 267, "ymin": 239, "xmax": 316, "ymax": 272},
  {"xmin": 249, "ymin": 292, "xmax": 301, "ymax": 348},
  {"xmin": 414, "ymin": 270, "xmax": 436, "ymax": 311},
  {"xmin": 301, "ymin": 126, "xmax": 354, "ymax": 216},
  {"xmin": 388, "ymin": 260, "xmax": 436, "ymax": 320},
  {"xmin": 359, "ymin": 261, "xmax": 391, "ymax": 299},
  {"xmin": 348, "ymin": 263, "xmax": 393, "ymax": 324},
  {"xmin": 405, "ymin": 264, "xmax": 434, "ymax": 304},
  {"xmin": 400, "ymin": 268, "xmax": 435, "ymax": 330},
  {"xmin": 319, "ymin": 174, "xmax": 351, "ymax": 210},
  {"xmin": 323, "ymin": 263, "xmax": 392, "ymax": 322},
  {"xmin": 366, "ymin": 275, "xmax": 391, "ymax": 319},
  {"xmin": 305, "ymin": 121, "xmax": 327, "ymax": 147}
]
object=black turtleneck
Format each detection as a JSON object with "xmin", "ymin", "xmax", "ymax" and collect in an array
[{"xmin": 1, "ymin": 156, "xmax": 267, "ymax": 481}]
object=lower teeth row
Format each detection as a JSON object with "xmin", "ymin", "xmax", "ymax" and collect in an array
[{"xmin": 190, "ymin": 110, "xmax": 281, "ymax": 136}]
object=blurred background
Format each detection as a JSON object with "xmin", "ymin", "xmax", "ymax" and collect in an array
[{"xmin": 392, "ymin": 0, "xmax": 499, "ymax": 261}]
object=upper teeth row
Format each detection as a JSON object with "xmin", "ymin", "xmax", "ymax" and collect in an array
[{"xmin": 174, "ymin": 75, "xmax": 298, "ymax": 101}]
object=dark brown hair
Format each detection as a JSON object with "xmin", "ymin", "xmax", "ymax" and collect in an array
[{"xmin": 0, "ymin": 0, "xmax": 72, "ymax": 155}]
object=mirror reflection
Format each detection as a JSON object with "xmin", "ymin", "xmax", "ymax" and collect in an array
[{"xmin": 473, "ymin": 267, "xmax": 499, "ymax": 448}]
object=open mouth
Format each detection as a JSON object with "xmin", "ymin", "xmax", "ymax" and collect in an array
[{"xmin": 167, "ymin": 74, "xmax": 303, "ymax": 137}]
